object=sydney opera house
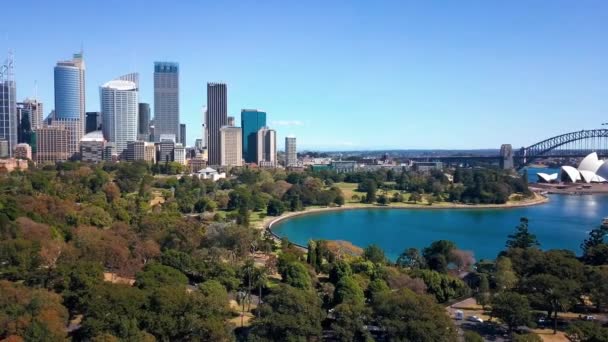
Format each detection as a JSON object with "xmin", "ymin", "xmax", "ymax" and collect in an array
[{"xmin": 537, "ymin": 152, "xmax": 608, "ymax": 183}]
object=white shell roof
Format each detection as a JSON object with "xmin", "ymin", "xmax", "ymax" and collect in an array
[
  {"xmin": 578, "ymin": 152, "xmax": 604, "ymax": 173},
  {"xmin": 561, "ymin": 165, "xmax": 581, "ymax": 182},
  {"xmin": 537, "ymin": 173, "xmax": 558, "ymax": 182}
]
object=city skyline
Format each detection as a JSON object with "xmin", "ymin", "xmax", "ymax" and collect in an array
[{"xmin": 1, "ymin": 0, "xmax": 607, "ymax": 150}]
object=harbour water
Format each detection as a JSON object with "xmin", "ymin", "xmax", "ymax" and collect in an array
[{"xmin": 272, "ymin": 194, "xmax": 608, "ymax": 261}]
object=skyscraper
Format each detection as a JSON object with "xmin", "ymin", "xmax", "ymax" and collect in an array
[
  {"xmin": 0, "ymin": 54, "xmax": 17, "ymax": 156},
  {"xmin": 54, "ymin": 52, "xmax": 85, "ymax": 157},
  {"xmin": 19, "ymin": 99, "xmax": 43, "ymax": 130},
  {"xmin": 85, "ymin": 111, "xmax": 101, "ymax": 133},
  {"xmin": 153, "ymin": 62, "xmax": 179, "ymax": 142},
  {"xmin": 241, "ymin": 109, "xmax": 266, "ymax": 163},
  {"xmin": 220, "ymin": 126, "xmax": 242, "ymax": 166},
  {"xmin": 138, "ymin": 103, "xmax": 150, "ymax": 141},
  {"xmin": 285, "ymin": 136, "xmax": 297, "ymax": 167},
  {"xmin": 179, "ymin": 123, "xmax": 186, "ymax": 146},
  {"xmin": 100, "ymin": 79, "xmax": 138, "ymax": 158},
  {"xmin": 257, "ymin": 127, "xmax": 277, "ymax": 167},
  {"xmin": 207, "ymin": 83, "xmax": 227, "ymax": 165}
]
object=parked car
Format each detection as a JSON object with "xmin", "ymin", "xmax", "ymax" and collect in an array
[
  {"xmin": 454, "ymin": 310, "xmax": 464, "ymax": 320},
  {"xmin": 467, "ymin": 315, "xmax": 484, "ymax": 323}
]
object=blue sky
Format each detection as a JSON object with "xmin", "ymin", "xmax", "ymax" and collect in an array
[{"xmin": 2, "ymin": 0, "xmax": 607, "ymax": 150}]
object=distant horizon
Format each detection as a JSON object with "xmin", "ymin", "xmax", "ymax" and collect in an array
[{"xmin": 2, "ymin": 0, "xmax": 606, "ymax": 150}]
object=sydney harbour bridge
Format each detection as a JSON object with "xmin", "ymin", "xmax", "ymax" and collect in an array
[{"xmin": 409, "ymin": 128, "xmax": 608, "ymax": 169}]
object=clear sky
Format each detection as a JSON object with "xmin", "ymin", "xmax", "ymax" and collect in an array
[{"xmin": 2, "ymin": 0, "xmax": 607, "ymax": 150}]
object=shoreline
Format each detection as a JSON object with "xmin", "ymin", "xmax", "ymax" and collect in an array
[{"xmin": 259, "ymin": 192, "xmax": 549, "ymax": 234}]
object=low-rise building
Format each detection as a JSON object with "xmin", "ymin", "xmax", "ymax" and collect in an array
[
  {"xmin": 0, "ymin": 140, "xmax": 9, "ymax": 158},
  {"xmin": 14, "ymin": 143, "xmax": 32, "ymax": 160},
  {"xmin": 0, "ymin": 158, "xmax": 28, "ymax": 172},
  {"xmin": 80, "ymin": 131, "xmax": 106, "ymax": 163},
  {"xmin": 413, "ymin": 161, "xmax": 443, "ymax": 172},
  {"xmin": 193, "ymin": 167, "xmax": 226, "ymax": 181},
  {"xmin": 174, "ymin": 143, "xmax": 186, "ymax": 165},
  {"xmin": 330, "ymin": 160, "xmax": 357, "ymax": 173},
  {"xmin": 35, "ymin": 125, "xmax": 69, "ymax": 164}
]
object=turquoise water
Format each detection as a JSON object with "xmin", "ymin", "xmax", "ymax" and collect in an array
[{"xmin": 271, "ymin": 194, "xmax": 608, "ymax": 261}]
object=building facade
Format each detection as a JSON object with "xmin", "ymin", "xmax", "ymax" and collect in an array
[
  {"xmin": 127, "ymin": 140, "xmax": 155, "ymax": 162},
  {"xmin": 156, "ymin": 139, "xmax": 175, "ymax": 163},
  {"xmin": 85, "ymin": 111, "xmax": 101, "ymax": 133},
  {"xmin": 285, "ymin": 136, "xmax": 297, "ymax": 167},
  {"xmin": 220, "ymin": 126, "xmax": 242, "ymax": 166},
  {"xmin": 153, "ymin": 62, "xmax": 179, "ymax": 142},
  {"xmin": 19, "ymin": 98, "xmax": 43, "ymax": 131},
  {"xmin": 14, "ymin": 143, "xmax": 32, "ymax": 160},
  {"xmin": 256, "ymin": 127, "xmax": 276, "ymax": 167},
  {"xmin": 241, "ymin": 109, "xmax": 266, "ymax": 163},
  {"xmin": 179, "ymin": 123, "xmax": 186, "ymax": 146},
  {"xmin": 138, "ymin": 103, "xmax": 150, "ymax": 141},
  {"xmin": 54, "ymin": 52, "xmax": 85, "ymax": 157},
  {"xmin": 80, "ymin": 131, "xmax": 105, "ymax": 162},
  {"xmin": 0, "ymin": 55, "xmax": 17, "ymax": 156},
  {"xmin": 174, "ymin": 143, "xmax": 186, "ymax": 165},
  {"xmin": 207, "ymin": 83, "xmax": 227, "ymax": 165},
  {"xmin": 35, "ymin": 125, "xmax": 69, "ymax": 164},
  {"xmin": 100, "ymin": 80, "xmax": 138, "ymax": 158},
  {"xmin": 0, "ymin": 140, "xmax": 9, "ymax": 158}
]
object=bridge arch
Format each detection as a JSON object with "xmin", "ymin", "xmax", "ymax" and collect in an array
[{"xmin": 516, "ymin": 129, "xmax": 608, "ymax": 165}]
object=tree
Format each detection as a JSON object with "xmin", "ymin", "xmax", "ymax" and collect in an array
[
  {"xmin": 266, "ymin": 198, "xmax": 285, "ymax": 216},
  {"xmin": 248, "ymin": 284, "xmax": 324, "ymax": 341},
  {"xmin": 363, "ymin": 244, "xmax": 386, "ymax": 264},
  {"xmin": 423, "ymin": 240, "xmax": 456, "ymax": 273},
  {"xmin": 330, "ymin": 303, "xmax": 372, "ymax": 342},
  {"xmin": 236, "ymin": 201, "xmax": 250, "ymax": 227},
  {"xmin": 581, "ymin": 225, "xmax": 608, "ymax": 265},
  {"xmin": 491, "ymin": 291, "xmax": 532, "ymax": 333},
  {"xmin": 334, "ymin": 276, "xmax": 365, "ymax": 306},
  {"xmin": 506, "ymin": 217, "xmax": 539, "ymax": 249},
  {"xmin": 134, "ymin": 263, "xmax": 188, "ymax": 289},
  {"xmin": 329, "ymin": 260, "xmax": 352, "ymax": 284},
  {"xmin": 522, "ymin": 273, "xmax": 579, "ymax": 333},
  {"xmin": 364, "ymin": 180, "xmax": 377, "ymax": 203},
  {"xmin": 281, "ymin": 262, "xmax": 312, "ymax": 290},
  {"xmin": 475, "ymin": 274, "xmax": 490, "ymax": 309},
  {"xmin": 410, "ymin": 191, "xmax": 422, "ymax": 203},
  {"xmin": 411, "ymin": 269, "xmax": 468, "ymax": 303},
  {"xmin": 377, "ymin": 193, "xmax": 388, "ymax": 205},
  {"xmin": 565, "ymin": 321, "xmax": 608, "ymax": 342},
  {"xmin": 396, "ymin": 247, "xmax": 425, "ymax": 269},
  {"xmin": 495, "ymin": 257, "xmax": 518, "ymax": 291},
  {"xmin": 372, "ymin": 288, "xmax": 457, "ymax": 341},
  {"xmin": 0, "ymin": 280, "xmax": 69, "ymax": 341},
  {"xmin": 463, "ymin": 331, "xmax": 484, "ymax": 342}
]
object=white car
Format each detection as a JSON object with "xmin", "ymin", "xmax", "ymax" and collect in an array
[{"xmin": 467, "ymin": 315, "xmax": 484, "ymax": 323}]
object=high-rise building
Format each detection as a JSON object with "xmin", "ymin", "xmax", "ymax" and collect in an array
[
  {"xmin": 100, "ymin": 80, "xmax": 138, "ymax": 158},
  {"xmin": 179, "ymin": 123, "xmax": 186, "ymax": 146},
  {"xmin": 257, "ymin": 127, "xmax": 277, "ymax": 167},
  {"xmin": 54, "ymin": 52, "xmax": 85, "ymax": 157},
  {"xmin": 207, "ymin": 83, "xmax": 227, "ymax": 165},
  {"xmin": 227, "ymin": 116, "xmax": 235, "ymax": 126},
  {"xmin": 0, "ymin": 54, "xmax": 17, "ymax": 156},
  {"xmin": 80, "ymin": 131, "xmax": 106, "ymax": 163},
  {"xmin": 19, "ymin": 99, "xmax": 43, "ymax": 130},
  {"xmin": 14, "ymin": 143, "xmax": 32, "ymax": 160},
  {"xmin": 138, "ymin": 103, "xmax": 150, "ymax": 141},
  {"xmin": 35, "ymin": 125, "xmax": 69, "ymax": 164},
  {"xmin": 220, "ymin": 126, "xmax": 242, "ymax": 167},
  {"xmin": 85, "ymin": 111, "xmax": 101, "ymax": 133},
  {"xmin": 153, "ymin": 62, "xmax": 179, "ymax": 142},
  {"xmin": 241, "ymin": 109, "xmax": 267, "ymax": 163},
  {"xmin": 285, "ymin": 136, "xmax": 297, "ymax": 167}
]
